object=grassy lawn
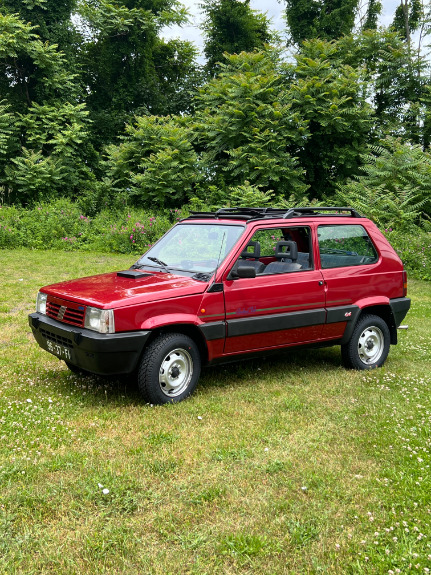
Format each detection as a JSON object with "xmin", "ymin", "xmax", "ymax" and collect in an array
[{"xmin": 1, "ymin": 249, "xmax": 430, "ymax": 574}]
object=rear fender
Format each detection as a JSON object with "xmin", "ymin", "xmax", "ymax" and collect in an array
[{"xmin": 340, "ymin": 297, "xmax": 397, "ymax": 345}]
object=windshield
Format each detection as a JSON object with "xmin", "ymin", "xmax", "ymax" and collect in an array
[{"xmin": 135, "ymin": 223, "xmax": 245, "ymax": 275}]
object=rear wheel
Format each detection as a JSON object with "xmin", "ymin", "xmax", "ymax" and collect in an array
[
  {"xmin": 341, "ymin": 314, "xmax": 390, "ymax": 370},
  {"xmin": 138, "ymin": 333, "xmax": 201, "ymax": 404}
]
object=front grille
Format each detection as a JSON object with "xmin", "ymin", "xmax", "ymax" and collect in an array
[
  {"xmin": 46, "ymin": 297, "xmax": 85, "ymax": 327},
  {"xmin": 40, "ymin": 328, "xmax": 73, "ymax": 348}
]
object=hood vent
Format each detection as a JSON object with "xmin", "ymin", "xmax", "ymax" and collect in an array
[{"xmin": 117, "ymin": 270, "xmax": 152, "ymax": 279}]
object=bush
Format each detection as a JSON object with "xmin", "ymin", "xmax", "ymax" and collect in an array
[
  {"xmin": 335, "ymin": 138, "xmax": 431, "ymax": 231},
  {"xmin": 0, "ymin": 200, "xmax": 187, "ymax": 254},
  {"xmin": 384, "ymin": 230, "xmax": 431, "ymax": 281}
]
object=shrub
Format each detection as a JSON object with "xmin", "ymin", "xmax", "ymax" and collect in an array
[
  {"xmin": 384, "ymin": 230, "xmax": 431, "ymax": 281},
  {"xmin": 0, "ymin": 200, "xmax": 185, "ymax": 254},
  {"xmin": 335, "ymin": 138, "xmax": 431, "ymax": 231},
  {"xmin": 104, "ymin": 116, "xmax": 200, "ymax": 209}
]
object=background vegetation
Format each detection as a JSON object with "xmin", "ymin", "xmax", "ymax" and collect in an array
[{"xmin": 0, "ymin": 0, "xmax": 430, "ymax": 231}]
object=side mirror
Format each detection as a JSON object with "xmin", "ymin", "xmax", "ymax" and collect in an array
[{"xmin": 230, "ymin": 264, "xmax": 256, "ymax": 279}]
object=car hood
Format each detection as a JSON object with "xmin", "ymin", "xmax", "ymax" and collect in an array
[{"xmin": 42, "ymin": 270, "xmax": 209, "ymax": 309}]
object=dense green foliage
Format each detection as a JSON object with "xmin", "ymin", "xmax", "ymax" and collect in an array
[
  {"xmin": 201, "ymin": 0, "xmax": 272, "ymax": 75},
  {"xmin": 0, "ymin": 0, "xmax": 430, "ymax": 243},
  {"xmin": 285, "ymin": 0, "xmax": 360, "ymax": 44},
  {"xmin": 104, "ymin": 115, "xmax": 199, "ymax": 208},
  {"xmin": 335, "ymin": 138, "xmax": 431, "ymax": 230},
  {"xmin": 77, "ymin": 0, "xmax": 200, "ymax": 147},
  {"xmin": 0, "ymin": 199, "xmax": 181, "ymax": 253}
]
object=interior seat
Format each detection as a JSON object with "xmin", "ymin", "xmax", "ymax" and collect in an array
[
  {"xmin": 234, "ymin": 241, "xmax": 265, "ymax": 274},
  {"xmin": 264, "ymin": 241, "xmax": 302, "ymax": 274}
]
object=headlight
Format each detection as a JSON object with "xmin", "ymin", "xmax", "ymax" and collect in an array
[
  {"xmin": 84, "ymin": 307, "xmax": 115, "ymax": 334},
  {"xmin": 36, "ymin": 292, "xmax": 47, "ymax": 314}
]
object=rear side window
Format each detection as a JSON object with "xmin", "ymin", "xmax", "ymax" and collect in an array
[{"xmin": 317, "ymin": 225, "xmax": 378, "ymax": 269}]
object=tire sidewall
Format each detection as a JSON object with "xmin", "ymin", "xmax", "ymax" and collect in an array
[
  {"xmin": 342, "ymin": 314, "xmax": 390, "ymax": 370},
  {"xmin": 138, "ymin": 333, "xmax": 201, "ymax": 404}
]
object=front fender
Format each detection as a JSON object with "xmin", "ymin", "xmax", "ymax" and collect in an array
[{"xmin": 140, "ymin": 313, "xmax": 201, "ymax": 331}]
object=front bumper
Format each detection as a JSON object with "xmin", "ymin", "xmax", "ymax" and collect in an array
[{"xmin": 29, "ymin": 313, "xmax": 151, "ymax": 375}]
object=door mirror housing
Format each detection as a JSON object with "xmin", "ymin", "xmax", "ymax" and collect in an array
[{"xmin": 230, "ymin": 264, "xmax": 257, "ymax": 279}]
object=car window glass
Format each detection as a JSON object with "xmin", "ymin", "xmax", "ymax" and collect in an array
[
  {"xmin": 233, "ymin": 226, "xmax": 313, "ymax": 276},
  {"xmin": 317, "ymin": 225, "xmax": 378, "ymax": 269},
  {"xmin": 137, "ymin": 224, "xmax": 244, "ymax": 273}
]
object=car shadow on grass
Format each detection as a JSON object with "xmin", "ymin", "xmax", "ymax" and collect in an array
[
  {"xmin": 198, "ymin": 345, "xmax": 344, "ymax": 392},
  {"xmin": 48, "ymin": 345, "xmax": 344, "ymax": 407}
]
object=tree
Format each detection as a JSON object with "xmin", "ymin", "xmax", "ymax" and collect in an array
[
  {"xmin": 104, "ymin": 115, "xmax": 200, "ymax": 208},
  {"xmin": 357, "ymin": 0, "xmax": 382, "ymax": 31},
  {"xmin": 286, "ymin": 39, "xmax": 374, "ymax": 198},
  {"xmin": 338, "ymin": 29, "xmax": 430, "ymax": 146},
  {"xmin": 201, "ymin": 0, "xmax": 272, "ymax": 75},
  {"xmin": 195, "ymin": 50, "xmax": 308, "ymax": 201},
  {"xmin": 285, "ymin": 0, "xmax": 360, "ymax": 45},
  {"xmin": 0, "ymin": 12, "xmax": 93, "ymax": 203},
  {"xmin": 0, "ymin": 12, "xmax": 78, "ymax": 113},
  {"xmin": 0, "ymin": 0, "xmax": 80, "ymax": 68},
  {"xmin": 391, "ymin": 0, "xmax": 423, "ymax": 48},
  {"xmin": 77, "ymin": 0, "xmax": 201, "ymax": 147}
]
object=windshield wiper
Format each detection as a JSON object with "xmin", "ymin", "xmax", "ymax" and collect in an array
[{"xmin": 147, "ymin": 257, "xmax": 170, "ymax": 272}]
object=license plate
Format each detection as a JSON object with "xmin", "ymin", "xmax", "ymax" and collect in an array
[{"xmin": 46, "ymin": 340, "xmax": 74, "ymax": 362}]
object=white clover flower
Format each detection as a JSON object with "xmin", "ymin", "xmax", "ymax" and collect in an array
[{"xmin": 102, "ymin": 488, "xmax": 109, "ymax": 495}]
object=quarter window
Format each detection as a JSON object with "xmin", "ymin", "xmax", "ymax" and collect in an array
[{"xmin": 317, "ymin": 225, "xmax": 378, "ymax": 269}]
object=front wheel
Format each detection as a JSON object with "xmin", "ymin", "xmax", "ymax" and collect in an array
[
  {"xmin": 341, "ymin": 314, "xmax": 390, "ymax": 370},
  {"xmin": 137, "ymin": 333, "xmax": 201, "ymax": 404}
]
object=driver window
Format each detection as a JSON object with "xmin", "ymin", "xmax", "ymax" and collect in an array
[{"xmin": 234, "ymin": 226, "xmax": 313, "ymax": 275}]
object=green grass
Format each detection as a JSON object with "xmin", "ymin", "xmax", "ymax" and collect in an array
[{"xmin": 1, "ymin": 249, "xmax": 430, "ymax": 574}]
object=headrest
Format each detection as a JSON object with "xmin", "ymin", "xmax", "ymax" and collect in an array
[
  {"xmin": 241, "ymin": 241, "xmax": 260, "ymax": 259},
  {"xmin": 274, "ymin": 240, "xmax": 298, "ymax": 261}
]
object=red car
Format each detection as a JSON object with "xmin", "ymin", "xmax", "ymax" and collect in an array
[{"xmin": 29, "ymin": 207, "xmax": 410, "ymax": 404}]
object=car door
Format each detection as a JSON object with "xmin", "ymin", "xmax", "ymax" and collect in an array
[{"xmin": 222, "ymin": 225, "xmax": 326, "ymax": 355}]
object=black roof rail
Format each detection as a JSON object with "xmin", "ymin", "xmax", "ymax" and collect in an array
[
  {"xmin": 184, "ymin": 206, "xmax": 363, "ymax": 222},
  {"xmin": 283, "ymin": 207, "xmax": 363, "ymax": 219}
]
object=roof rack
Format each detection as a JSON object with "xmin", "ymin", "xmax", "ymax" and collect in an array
[
  {"xmin": 283, "ymin": 207, "xmax": 363, "ymax": 219},
  {"xmin": 184, "ymin": 206, "xmax": 363, "ymax": 222}
]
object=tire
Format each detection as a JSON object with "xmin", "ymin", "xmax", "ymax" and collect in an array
[
  {"xmin": 137, "ymin": 333, "xmax": 201, "ymax": 404},
  {"xmin": 341, "ymin": 314, "xmax": 390, "ymax": 370}
]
